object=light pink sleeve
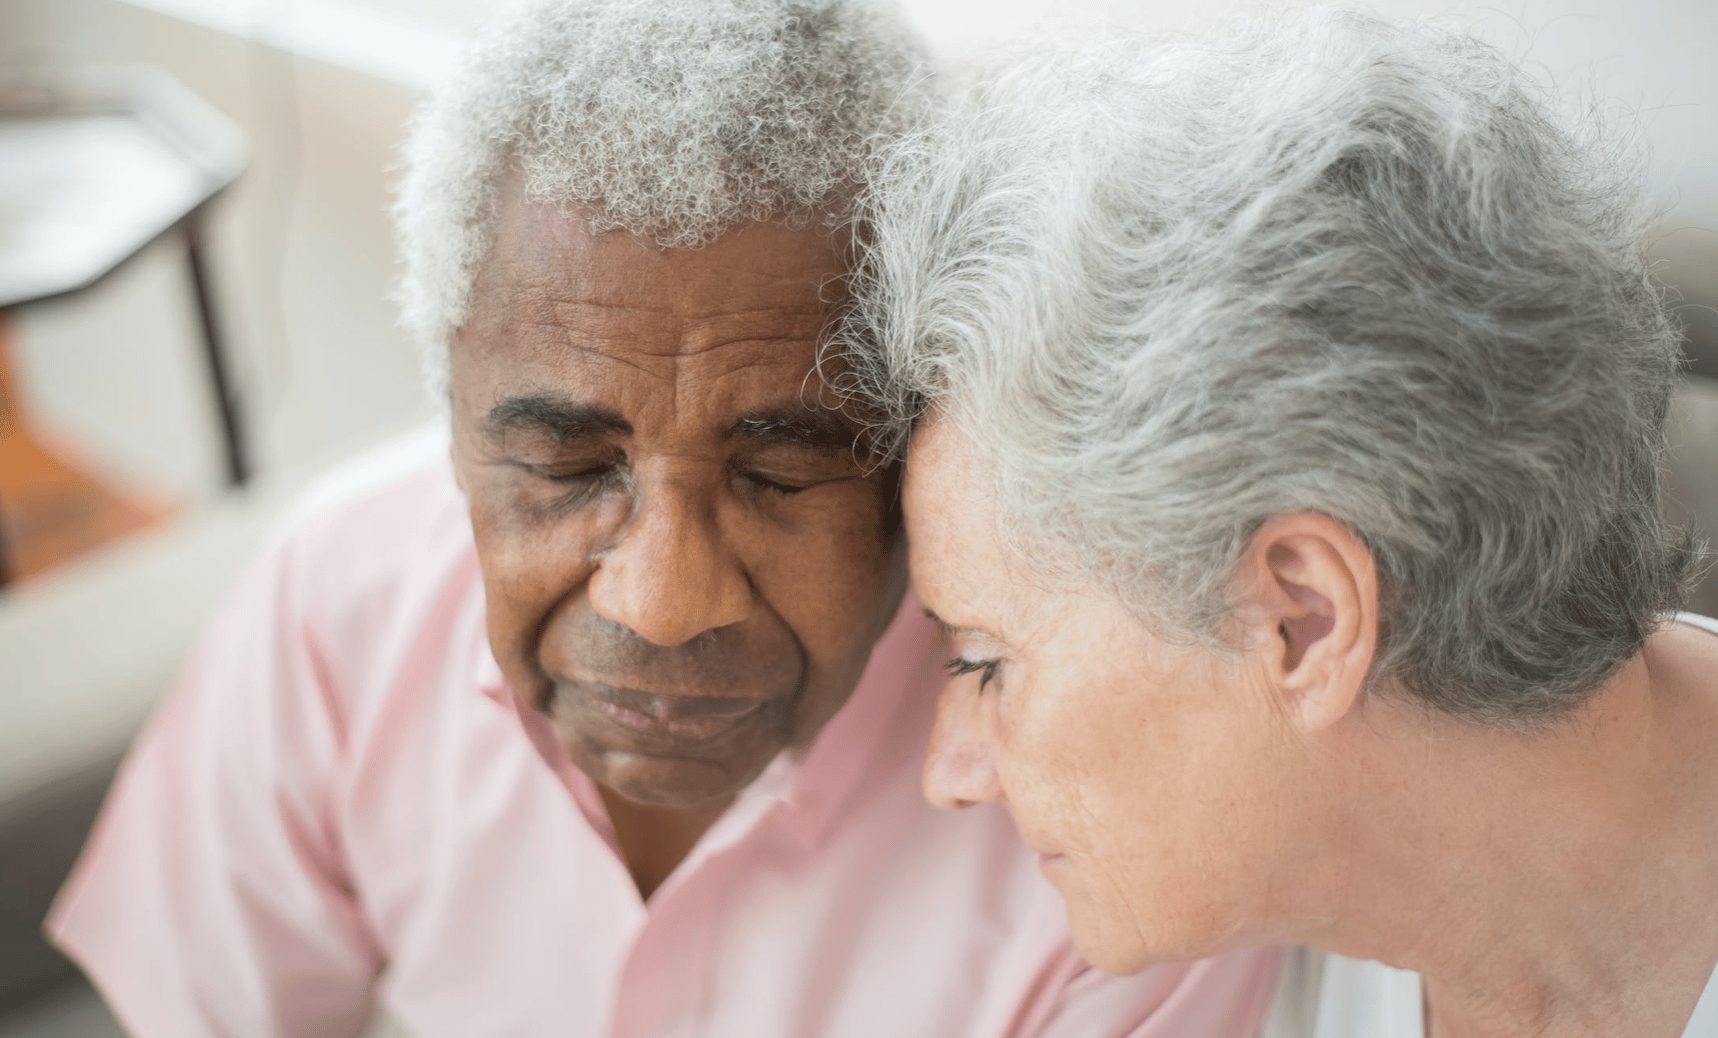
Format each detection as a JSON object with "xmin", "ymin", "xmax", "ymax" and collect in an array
[
  {"xmin": 45, "ymin": 534, "xmax": 381, "ymax": 1037},
  {"xmin": 1016, "ymin": 944, "xmax": 1282, "ymax": 1038}
]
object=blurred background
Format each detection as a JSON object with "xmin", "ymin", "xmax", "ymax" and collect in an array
[{"xmin": 0, "ymin": 0, "xmax": 1713, "ymax": 1033}]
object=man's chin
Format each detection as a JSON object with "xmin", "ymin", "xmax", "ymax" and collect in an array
[{"xmin": 578, "ymin": 745, "xmax": 778, "ymax": 811}]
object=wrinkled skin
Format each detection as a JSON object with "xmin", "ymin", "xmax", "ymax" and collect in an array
[
  {"xmin": 905, "ymin": 417, "xmax": 1303, "ymax": 972},
  {"xmin": 449, "ymin": 188, "xmax": 906, "ymax": 882},
  {"xmin": 907, "ymin": 413, "xmax": 1718, "ymax": 1038}
]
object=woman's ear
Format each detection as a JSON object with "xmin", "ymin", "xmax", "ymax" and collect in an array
[{"xmin": 1239, "ymin": 511, "xmax": 1380, "ymax": 733}]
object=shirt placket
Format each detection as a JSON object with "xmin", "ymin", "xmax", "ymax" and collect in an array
[{"xmin": 604, "ymin": 770, "xmax": 793, "ymax": 1038}]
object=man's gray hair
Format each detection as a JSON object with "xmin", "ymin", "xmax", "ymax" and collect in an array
[
  {"xmin": 394, "ymin": 0, "xmax": 932, "ymax": 395},
  {"xmin": 842, "ymin": 10, "xmax": 1696, "ymax": 727}
]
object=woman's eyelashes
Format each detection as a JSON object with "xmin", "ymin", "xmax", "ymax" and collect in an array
[{"xmin": 944, "ymin": 655, "xmax": 1002, "ymax": 694}]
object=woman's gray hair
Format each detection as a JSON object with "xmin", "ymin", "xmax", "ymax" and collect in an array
[
  {"xmin": 842, "ymin": 9, "xmax": 1696, "ymax": 727},
  {"xmin": 394, "ymin": 0, "xmax": 932, "ymax": 396}
]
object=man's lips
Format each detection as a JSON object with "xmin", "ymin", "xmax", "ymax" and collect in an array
[{"xmin": 566, "ymin": 680, "xmax": 779, "ymax": 741}]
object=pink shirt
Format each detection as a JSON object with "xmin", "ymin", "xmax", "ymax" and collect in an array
[{"xmin": 47, "ymin": 442, "xmax": 1279, "ymax": 1038}]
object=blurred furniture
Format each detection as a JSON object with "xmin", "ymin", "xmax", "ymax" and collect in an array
[
  {"xmin": 0, "ymin": 68, "xmax": 247, "ymax": 588},
  {"xmin": 0, "ymin": 425, "xmax": 443, "ymax": 1028}
]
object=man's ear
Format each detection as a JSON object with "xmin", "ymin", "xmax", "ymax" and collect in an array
[{"xmin": 1239, "ymin": 511, "xmax": 1379, "ymax": 732}]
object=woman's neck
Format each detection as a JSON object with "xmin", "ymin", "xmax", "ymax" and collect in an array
[{"xmin": 1282, "ymin": 644, "xmax": 1718, "ymax": 1036}]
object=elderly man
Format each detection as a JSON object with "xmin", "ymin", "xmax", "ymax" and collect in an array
[{"xmin": 44, "ymin": 0, "xmax": 1275, "ymax": 1035}]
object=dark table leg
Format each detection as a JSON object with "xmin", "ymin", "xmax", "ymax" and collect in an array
[{"xmin": 183, "ymin": 223, "xmax": 250, "ymax": 487}]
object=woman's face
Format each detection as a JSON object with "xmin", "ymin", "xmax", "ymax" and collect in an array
[{"xmin": 904, "ymin": 417, "xmax": 1315, "ymax": 973}]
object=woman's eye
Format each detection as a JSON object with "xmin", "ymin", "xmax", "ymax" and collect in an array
[{"xmin": 943, "ymin": 656, "xmax": 1002, "ymax": 694}]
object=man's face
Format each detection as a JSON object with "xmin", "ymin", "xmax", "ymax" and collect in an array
[{"xmin": 450, "ymin": 191, "xmax": 906, "ymax": 811}]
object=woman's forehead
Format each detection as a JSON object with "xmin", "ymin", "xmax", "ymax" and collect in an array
[{"xmin": 904, "ymin": 420, "xmax": 1017, "ymax": 624}]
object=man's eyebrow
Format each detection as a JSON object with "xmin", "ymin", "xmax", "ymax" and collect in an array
[
  {"xmin": 724, "ymin": 406, "xmax": 860, "ymax": 454},
  {"xmin": 483, "ymin": 395, "xmax": 631, "ymax": 443}
]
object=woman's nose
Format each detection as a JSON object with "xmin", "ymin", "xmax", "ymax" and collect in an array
[{"xmin": 922, "ymin": 686, "xmax": 1003, "ymax": 810}]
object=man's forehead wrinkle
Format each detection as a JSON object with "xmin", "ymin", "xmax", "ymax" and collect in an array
[
  {"xmin": 471, "ymin": 313, "xmax": 677, "ymax": 384},
  {"xmin": 504, "ymin": 254, "xmax": 833, "ymax": 324},
  {"xmin": 526, "ymin": 292, "xmax": 678, "ymax": 329},
  {"xmin": 465, "ymin": 286, "xmax": 672, "ymax": 346},
  {"xmin": 677, "ymin": 310, "xmax": 826, "ymax": 366},
  {"xmin": 582, "ymin": 345, "xmax": 678, "ymax": 384},
  {"xmin": 669, "ymin": 356, "xmax": 822, "ymax": 395},
  {"xmin": 690, "ymin": 304, "xmax": 829, "ymax": 329},
  {"xmin": 532, "ymin": 295, "xmax": 674, "ymax": 319},
  {"xmin": 504, "ymin": 299, "xmax": 822, "ymax": 361},
  {"xmin": 671, "ymin": 334, "xmax": 823, "ymax": 360},
  {"xmin": 535, "ymin": 327, "xmax": 822, "ymax": 369}
]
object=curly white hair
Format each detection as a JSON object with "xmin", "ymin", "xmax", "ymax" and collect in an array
[{"xmin": 394, "ymin": 0, "xmax": 933, "ymax": 396}]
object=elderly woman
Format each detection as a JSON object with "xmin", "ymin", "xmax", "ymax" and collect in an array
[{"xmin": 843, "ymin": 11, "xmax": 1718, "ymax": 1037}]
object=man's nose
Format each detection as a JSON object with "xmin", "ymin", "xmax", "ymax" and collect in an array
[
  {"xmin": 587, "ymin": 488, "xmax": 751, "ymax": 647},
  {"xmin": 922, "ymin": 686, "xmax": 1003, "ymax": 810}
]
